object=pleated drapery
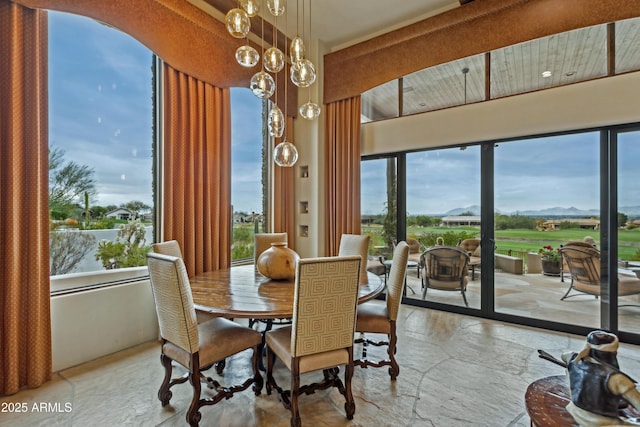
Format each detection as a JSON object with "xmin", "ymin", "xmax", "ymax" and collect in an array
[
  {"xmin": 0, "ymin": 0, "xmax": 52, "ymax": 395},
  {"xmin": 162, "ymin": 63, "xmax": 232, "ymax": 277},
  {"xmin": 324, "ymin": 96, "xmax": 362, "ymax": 256},
  {"xmin": 273, "ymin": 115, "xmax": 296, "ymax": 249}
]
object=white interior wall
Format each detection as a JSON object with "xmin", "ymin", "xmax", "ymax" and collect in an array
[{"xmin": 50, "ymin": 280, "xmax": 158, "ymax": 372}]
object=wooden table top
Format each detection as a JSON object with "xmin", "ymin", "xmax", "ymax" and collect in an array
[
  {"xmin": 190, "ymin": 264, "xmax": 385, "ymax": 319},
  {"xmin": 525, "ymin": 375, "xmax": 640, "ymax": 427}
]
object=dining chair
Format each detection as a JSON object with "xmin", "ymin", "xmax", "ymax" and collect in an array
[
  {"xmin": 152, "ymin": 239, "xmax": 184, "ymax": 259},
  {"xmin": 254, "ymin": 232, "xmax": 288, "ymax": 263},
  {"xmin": 251, "ymin": 232, "xmax": 291, "ymax": 335},
  {"xmin": 421, "ymin": 245, "xmax": 470, "ymax": 306},
  {"xmin": 152, "ymin": 240, "xmax": 216, "ymax": 325},
  {"xmin": 265, "ymin": 255, "xmax": 362, "ymax": 427},
  {"xmin": 355, "ymin": 241, "xmax": 409, "ymax": 380},
  {"xmin": 146, "ymin": 252, "xmax": 263, "ymax": 427},
  {"xmin": 338, "ymin": 233, "xmax": 370, "ymax": 284}
]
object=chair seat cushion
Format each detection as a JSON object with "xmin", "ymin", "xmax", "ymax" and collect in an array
[
  {"xmin": 163, "ymin": 317, "xmax": 261, "ymax": 369},
  {"xmin": 618, "ymin": 275, "xmax": 640, "ymax": 296},
  {"xmin": 266, "ymin": 326, "xmax": 349, "ymax": 374},
  {"xmin": 355, "ymin": 303, "xmax": 390, "ymax": 334}
]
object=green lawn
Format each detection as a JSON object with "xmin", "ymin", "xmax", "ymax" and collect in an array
[{"xmin": 362, "ymin": 224, "xmax": 640, "ymax": 261}]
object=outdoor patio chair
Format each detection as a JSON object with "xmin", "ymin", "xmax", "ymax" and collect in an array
[
  {"xmin": 458, "ymin": 238, "xmax": 481, "ymax": 280},
  {"xmin": 421, "ymin": 246, "xmax": 470, "ymax": 306},
  {"xmin": 560, "ymin": 240, "xmax": 597, "ymax": 282},
  {"xmin": 559, "ymin": 246, "xmax": 640, "ymax": 303}
]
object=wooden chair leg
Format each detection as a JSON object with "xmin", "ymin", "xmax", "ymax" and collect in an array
[
  {"xmin": 252, "ymin": 344, "xmax": 264, "ymax": 395},
  {"xmin": 290, "ymin": 363, "xmax": 301, "ymax": 427},
  {"xmin": 344, "ymin": 361, "xmax": 355, "ymax": 420},
  {"xmin": 186, "ymin": 356, "xmax": 202, "ymax": 427},
  {"xmin": 158, "ymin": 353, "xmax": 173, "ymax": 406},
  {"xmin": 388, "ymin": 324, "xmax": 400, "ymax": 380}
]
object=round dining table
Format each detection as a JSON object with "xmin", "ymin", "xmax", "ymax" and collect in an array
[{"xmin": 190, "ymin": 264, "xmax": 385, "ymax": 319}]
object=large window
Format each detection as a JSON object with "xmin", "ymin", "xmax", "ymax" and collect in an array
[
  {"xmin": 48, "ymin": 11, "xmax": 154, "ymax": 283},
  {"xmin": 230, "ymin": 88, "xmax": 266, "ymax": 262}
]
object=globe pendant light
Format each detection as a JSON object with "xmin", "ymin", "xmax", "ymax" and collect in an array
[
  {"xmin": 290, "ymin": 36, "xmax": 305, "ymax": 63},
  {"xmin": 290, "ymin": 59, "xmax": 316, "ymax": 87},
  {"xmin": 268, "ymin": 104, "xmax": 285, "ymax": 138},
  {"xmin": 250, "ymin": 71, "xmax": 275, "ymax": 99},
  {"xmin": 273, "ymin": 139, "xmax": 298, "ymax": 167},
  {"xmin": 263, "ymin": 46, "xmax": 285, "ymax": 73},
  {"xmin": 225, "ymin": 8, "xmax": 250, "ymax": 38},
  {"xmin": 236, "ymin": 44, "xmax": 259, "ymax": 67},
  {"xmin": 266, "ymin": 0, "xmax": 286, "ymax": 17},
  {"xmin": 240, "ymin": 0, "xmax": 260, "ymax": 17},
  {"xmin": 299, "ymin": 100, "xmax": 321, "ymax": 120}
]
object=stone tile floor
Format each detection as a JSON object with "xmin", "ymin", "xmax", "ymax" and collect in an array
[{"xmin": 4, "ymin": 301, "xmax": 640, "ymax": 426}]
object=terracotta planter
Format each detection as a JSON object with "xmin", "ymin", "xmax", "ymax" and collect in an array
[
  {"xmin": 541, "ymin": 259, "xmax": 561, "ymax": 276},
  {"xmin": 256, "ymin": 242, "xmax": 300, "ymax": 280}
]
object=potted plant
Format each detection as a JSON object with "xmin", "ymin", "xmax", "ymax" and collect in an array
[{"xmin": 539, "ymin": 245, "xmax": 562, "ymax": 276}]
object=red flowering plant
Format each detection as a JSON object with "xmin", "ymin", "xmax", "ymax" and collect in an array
[{"xmin": 539, "ymin": 245, "xmax": 561, "ymax": 262}]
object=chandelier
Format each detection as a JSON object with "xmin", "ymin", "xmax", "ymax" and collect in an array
[{"xmin": 225, "ymin": 0, "xmax": 320, "ymax": 167}]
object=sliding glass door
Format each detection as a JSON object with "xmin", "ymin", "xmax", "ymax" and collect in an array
[{"xmin": 493, "ymin": 132, "xmax": 600, "ymax": 327}]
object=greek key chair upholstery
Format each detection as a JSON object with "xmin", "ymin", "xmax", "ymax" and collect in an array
[
  {"xmin": 355, "ymin": 241, "xmax": 409, "ymax": 379},
  {"xmin": 421, "ymin": 246, "xmax": 470, "ymax": 306},
  {"xmin": 265, "ymin": 256, "xmax": 361, "ymax": 427},
  {"xmin": 146, "ymin": 252, "xmax": 263, "ymax": 427},
  {"xmin": 338, "ymin": 233, "xmax": 370, "ymax": 284}
]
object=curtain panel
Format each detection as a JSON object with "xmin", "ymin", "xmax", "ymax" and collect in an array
[
  {"xmin": 273, "ymin": 115, "xmax": 296, "ymax": 249},
  {"xmin": 0, "ymin": 0, "xmax": 51, "ymax": 395},
  {"xmin": 162, "ymin": 63, "xmax": 232, "ymax": 277},
  {"xmin": 324, "ymin": 96, "xmax": 362, "ymax": 256}
]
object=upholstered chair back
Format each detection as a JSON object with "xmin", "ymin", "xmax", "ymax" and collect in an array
[
  {"xmin": 146, "ymin": 252, "xmax": 199, "ymax": 354},
  {"xmin": 254, "ymin": 232, "xmax": 288, "ymax": 262},
  {"xmin": 152, "ymin": 240, "xmax": 184, "ymax": 259},
  {"xmin": 290, "ymin": 256, "xmax": 361, "ymax": 358},
  {"xmin": 338, "ymin": 234, "xmax": 370, "ymax": 284},
  {"xmin": 386, "ymin": 241, "xmax": 409, "ymax": 321}
]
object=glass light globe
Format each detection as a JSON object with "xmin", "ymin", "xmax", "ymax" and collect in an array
[
  {"xmin": 299, "ymin": 101, "xmax": 321, "ymax": 120},
  {"xmin": 225, "ymin": 8, "xmax": 250, "ymax": 39},
  {"xmin": 236, "ymin": 45, "xmax": 259, "ymax": 67},
  {"xmin": 250, "ymin": 71, "xmax": 275, "ymax": 99},
  {"xmin": 290, "ymin": 59, "xmax": 316, "ymax": 87},
  {"xmin": 268, "ymin": 104, "xmax": 285, "ymax": 138},
  {"xmin": 273, "ymin": 139, "xmax": 298, "ymax": 167},
  {"xmin": 263, "ymin": 47, "xmax": 285, "ymax": 73},
  {"xmin": 240, "ymin": 0, "xmax": 260, "ymax": 17},
  {"xmin": 266, "ymin": 0, "xmax": 286, "ymax": 16},
  {"xmin": 290, "ymin": 36, "xmax": 305, "ymax": 63}
]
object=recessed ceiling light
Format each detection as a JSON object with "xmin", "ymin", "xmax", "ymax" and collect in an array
[
  {"xmin": 542, "ymin": 71, "xmax": 552, "ymax": 78},
  {"xmin": 419, "ymin": 102, "xmax": 426, "ymax": 107},
  {"xmin": 565, "ymin": 71, "xmax": 576, "ymax": 77}
]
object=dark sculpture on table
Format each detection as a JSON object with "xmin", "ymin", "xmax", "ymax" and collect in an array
[{"xmin": 539, "ymin": 330, "xmax": 640, "ymax": 426}]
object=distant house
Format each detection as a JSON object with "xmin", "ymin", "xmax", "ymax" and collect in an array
[
  {"xmin": 106, "ymin": 208, "xmax": 133, "ymax": 221},
  {"xmin": 541, "ymin": 218, "xmax": 600, "ymax": 231},
  {"xmin": 441, "ymin": 215, "xmax": 481, "ymax": 228}
]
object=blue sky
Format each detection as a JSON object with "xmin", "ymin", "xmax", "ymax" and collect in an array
[
  {"xmin": 50, "ymin": 11, "xmax": 640, "ymax": 217},
  {"xmin": 49, "ymin": 11, "xmax": 263, "ymax": 213}
]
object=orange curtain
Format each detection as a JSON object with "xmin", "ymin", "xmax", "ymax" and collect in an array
[
  {"xmin": 162, "ymin": 63, "xmax": 231, "ymax": 277},
  {"xmin": 324, "ymin": 96, "xmax": 362, "ymax": 256},
  {"xmin": 273, "ymin": 115, "xmax": 296, "ymax": 249},
  {"xmin": 0, "ymin": 1, "xmax": 51, "ymax": 395}
]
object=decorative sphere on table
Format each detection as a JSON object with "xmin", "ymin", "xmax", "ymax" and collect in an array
[{"xmin": 257, "ymin": 242, "xmax": 299, "ymax": 280}]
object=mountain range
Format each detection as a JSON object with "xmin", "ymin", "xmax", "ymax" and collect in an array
[{"xmin": 441, "ymin": 205, "xmax": 640, "ymax": 217}]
